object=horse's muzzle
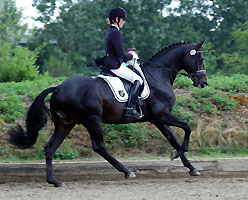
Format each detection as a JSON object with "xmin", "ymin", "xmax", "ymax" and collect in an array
[
  {"xmin": 201, "ymin": 81, "xmax": 208, "ymax": 88},
  {"xmin": 195, "ymin": 70, "xmax": 208, "ymax": 88},
  {"xmin": 193, "ymin": 78, "xmax": 208, "ymax": 88}
]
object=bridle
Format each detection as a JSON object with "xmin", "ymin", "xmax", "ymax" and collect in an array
[
  {"xmin": 142, "ymin": 49, "xmax": 206, "ymax": 85},
  {"xmin": 180, "ymin": 50, "xmax": 206, "ymax": 82}
]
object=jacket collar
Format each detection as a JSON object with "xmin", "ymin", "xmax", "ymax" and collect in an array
[{"xmin": 111, "ymin": 24, "xmax": 120, "ymax": 31}]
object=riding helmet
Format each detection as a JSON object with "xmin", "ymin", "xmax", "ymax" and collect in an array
[{"xmin": 108, "ymin": 7, "xmax": 128, "ymax": 21}]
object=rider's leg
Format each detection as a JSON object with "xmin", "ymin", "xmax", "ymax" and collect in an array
[
  {"xmin": 111, "ymin": 64, "xmax": 143, "ymax": 84},
  {"xmin": 111, "ymin": 65, "xmax": 143, "ymax": 118},
  {"xmin": 125, "ymin": 80, "xmax": 144, "ymax": 118}
]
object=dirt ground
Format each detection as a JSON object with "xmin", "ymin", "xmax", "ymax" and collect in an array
[{"xmin": 0, "ymin": 176, "xmax": 247, "ymax": 200}]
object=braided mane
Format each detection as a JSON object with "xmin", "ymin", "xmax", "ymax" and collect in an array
[{"xmin": 144, "ymin": 41, "xmax": 190, "ymax": 65}]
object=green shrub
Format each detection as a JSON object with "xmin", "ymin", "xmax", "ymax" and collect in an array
[
  {"xmin": 214, "ymin": 92, "xmax": 238, "ymax": 110},
  {"xmin": 176, "ymin": 95, "xmax": 199, "ymax": 111},
  {"xmin": 103, "ymin": 123, "xmax": 149, "ymax": 149},
  {"xmin": 192, "ymin": 87, "xmax": 215, "ymax": 99},
  {"xmin": 200, "ymin": 98, "xmax": 217, "ymax": 113},
  {"xmin": 172, "ymin": 103, "xmax": 194, "ymax": 124},
  {"xmin": 209, "ymin": 74, "xmax": 248, "ymax": 93},
  {"xmin": 0, "ymin": 95, "xmax": 25, "ymax": 122},
  {"xmin": 0, "ymin": 75, "xmax": 66, "ymax": 122},
  {"xmin": 0, "ymin": 42, "xmax": 39, "ymax": 82},
  {"xmin": 54, "ymin": 149, "xmax": 79, "ymax": 160},
  {"xmin": 173, "ymin": 75, "xmax": 193, "ymax": 88},
  {"xmin": 104, "ymin": 130, "xmax": 121, "ymax": 149}
]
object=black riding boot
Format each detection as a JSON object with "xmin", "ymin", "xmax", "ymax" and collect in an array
[{"xmin": 125, "ymin": 80, "xmax": 143, "ymax": 119}]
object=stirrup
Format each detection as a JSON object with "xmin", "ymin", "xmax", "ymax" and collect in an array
[{"xmin": 125, "ymin": 107, "xmax": 143, "ymax": 119}]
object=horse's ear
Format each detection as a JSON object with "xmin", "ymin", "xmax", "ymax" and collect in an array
[{"xmin": 195, "ymin": 40, "xmax": 205, "ymax": 50}]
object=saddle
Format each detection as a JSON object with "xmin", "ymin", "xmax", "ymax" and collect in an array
[{"xmin": 98, "ymin": 65, "xmax": 150, "ymax": 103}]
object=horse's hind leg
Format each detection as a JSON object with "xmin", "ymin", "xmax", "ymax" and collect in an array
[
  {"xmin": 44, "ymin": 121, "xmax": 75, "ymax": 187},
  {"xmin": 84, "ymin": 117, "xmax": 135, "ymax": 179},
  {"xmin": 153, "ymin": 123, "xmax": 200, "ymax": 176}
]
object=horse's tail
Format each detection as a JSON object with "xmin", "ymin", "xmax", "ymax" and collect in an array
[{"xmin": 8, "ymin": 87, "xmax": 57, "ymax": 149}]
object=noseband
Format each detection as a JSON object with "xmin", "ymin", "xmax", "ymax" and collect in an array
[{"xmin": 181, "ymin": 69, "xmax": 206, "ymax": 82}]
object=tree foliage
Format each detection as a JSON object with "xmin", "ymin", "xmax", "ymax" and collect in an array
[
  {"xmin": 0, "ymin": 0, "xmax": 27, "ymax": 43},
  {"xmin": 26, "ymin": 0, "xmax": 248, "ymax": 76},
  {"xmin": 0, "ymin": 0, "xmax": 39, "ymax": 82},
  {"xmin": 218, "ymin": 22, "xmax": 248, "ymax": 75},
  {"xmin": 0, "ymin": 42, "xmax": 39, "ymax": 82}
]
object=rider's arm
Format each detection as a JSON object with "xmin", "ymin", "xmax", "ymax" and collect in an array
[{"xmin": 111, "ymin": 31, "xmax": 133, "ymax": 62}]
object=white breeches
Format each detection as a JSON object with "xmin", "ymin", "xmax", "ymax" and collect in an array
[{"xmin": 111, "ymin": 64, "xmax": 143, "ymax": 85}]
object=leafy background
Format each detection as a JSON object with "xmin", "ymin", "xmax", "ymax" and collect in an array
[{"xmin": 0, "ymin": 0, "xmax": 247, "ymax": 160}]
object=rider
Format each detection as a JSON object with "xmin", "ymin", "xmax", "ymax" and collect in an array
[{"xmin": 104, "ymin": 7, "xmax": 143, "ymax": 119}]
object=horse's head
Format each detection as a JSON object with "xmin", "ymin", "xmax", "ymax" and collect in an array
[{"xmin": 182, "ymin": 41, "xmax": 208, "ymax": 88}]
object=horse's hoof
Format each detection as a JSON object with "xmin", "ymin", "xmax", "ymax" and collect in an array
[
  {"xmin": 170, "ymin": 150, "xmax": 179, "ymax": 161},
  {"xmin": 125, "ymin": 172, "xmax": 136, "ymax": 179},
  {"xmin": 48, "ymin": 180, "xmax": 64, "ymax": 187},
  {"xmin": 189, "ymin": 168, "xmax": 201, "ymax": 176},
  {"xmin": 54, "ymin": 181, "xmax": 64, "ymax": 187}
]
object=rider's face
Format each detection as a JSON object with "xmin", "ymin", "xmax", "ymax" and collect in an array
[{"xmin": 118, "ymin": 18, "xmax": 125, "ymax": 28}]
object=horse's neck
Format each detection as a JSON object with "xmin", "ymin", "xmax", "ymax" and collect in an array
[
  {"xmin": 142, "ymin": 44, "xmax": 190, "ymax": 103},
  {"xmin": 143, "ymin": 58, "xmax": 180, "ymax": 88}
]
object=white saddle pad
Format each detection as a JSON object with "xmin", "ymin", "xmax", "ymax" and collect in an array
[{"xmin": 98, "ymin": 74, "xmax": 150, "ymax": 103}]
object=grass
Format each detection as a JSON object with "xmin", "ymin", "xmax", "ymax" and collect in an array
[
  {"xmin": 1, "ymin": 151, "xmax": 248, "ymax": 163},
  {"xmin": 188, "ymin": 147, "xmax": 248, "ymax": 158}
]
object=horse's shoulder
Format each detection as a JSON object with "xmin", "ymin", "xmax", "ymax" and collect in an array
[{"xmin": 160, "ymin": 84, "xmax": 176, "ymax": 98}]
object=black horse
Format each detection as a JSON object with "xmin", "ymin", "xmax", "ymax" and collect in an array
[{"xmin": 8, "ymin": 41, "xmax": 207, "ymax": 187}]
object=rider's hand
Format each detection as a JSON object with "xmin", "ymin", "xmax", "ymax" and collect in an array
[
  {"xmin": 128, "ymin": 53, "xmax": 140, "ymax": 71},
  {"xmin": 130, "ymin": 52, "xmax": 139, "ymax": 61}
]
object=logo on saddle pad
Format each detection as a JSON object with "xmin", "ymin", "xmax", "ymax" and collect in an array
[
  {"xmin": 98, "ymin": 74, "xmax": 150, "ymax": 103},
  {"xmin": 118, "ymin": 90, "xmax": 126, "ymax": 97}
]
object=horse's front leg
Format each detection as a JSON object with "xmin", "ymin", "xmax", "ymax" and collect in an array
[
  {"xmin": 153, "ymin": 122, "xmax": 200, "ymax": 176},
  {"xmin": 155, "ymin": 111, "xmax": 192, "ymax": 153}
]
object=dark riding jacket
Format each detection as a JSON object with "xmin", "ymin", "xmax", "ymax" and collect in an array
[{"xmin": 104, "ymin": 25, "xmax": 133, "ymax": 69}]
